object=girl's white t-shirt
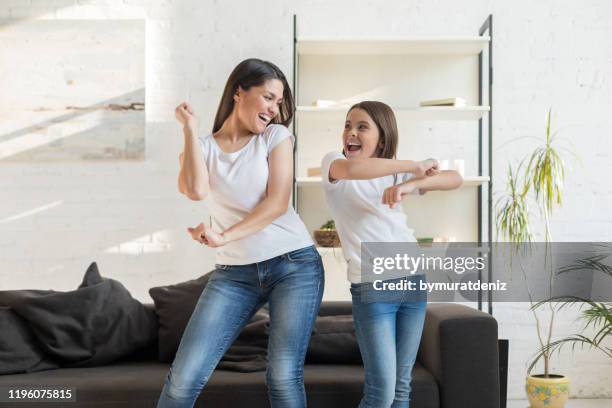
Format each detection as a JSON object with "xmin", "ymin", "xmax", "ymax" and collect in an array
[
  {"xmin": 198, "ymin": 124, "xmax": 313, "ymax": 265},
  {"xmin": 321, "ymin": 151, "xmax": 418, "ymax": 284}
]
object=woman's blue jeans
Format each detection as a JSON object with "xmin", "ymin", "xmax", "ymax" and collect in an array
[
  {"xmin": 350, "ymin": 274, "xmax": 427, "ymax": 408},
  {"xmin": 157, "ymin": 245, "xmax": 324, "ymax": 408}
]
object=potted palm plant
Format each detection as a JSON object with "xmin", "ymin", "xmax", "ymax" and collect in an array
[
  {"xmin": 529, "ymin": 251, "xmax": 612, "ymax": 374},
  {"xmin": 496, "ymin": 108, "xmax": 571, "ymax": 408}
]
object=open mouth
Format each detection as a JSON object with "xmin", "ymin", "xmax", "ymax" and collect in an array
[
  {"xmin": 346, "ymin": 141, "xmax": 362, "ymax": 152},
  {"xmin": 258, "ymin": 113, "xmax": 271, "ymax": 125}
]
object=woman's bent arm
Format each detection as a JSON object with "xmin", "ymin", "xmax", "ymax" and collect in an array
[
  {"xmin": 179, "ymin": 125, "xmax": 210, "ymax": 200},
  {"xmin": 221, "ymin": 138, "xmax": 294, "ymax": 243}
]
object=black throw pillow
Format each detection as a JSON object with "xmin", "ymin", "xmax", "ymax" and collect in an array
[
  {"xmin": 306, "ymin": 315, "xmax": 362, "ymax": 364},
  {"xmin": 149, "ymin": 272, "xmax": 213, "ymax": 362},
  {"xmin": 6, "ymin": 262, "xmax": 158, "ymax": 367},
  {"xmin": 0, "ymin": 307, "xmax": 60, "ymax": 374},
  {"xmin": 0, "ymin": 289, "xmax": 59, "ymax": 307}
]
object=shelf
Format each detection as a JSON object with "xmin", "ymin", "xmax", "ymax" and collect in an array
[
  {"xmin": 297, "ymin": 176, "xmax": 490, "ymax": 187},
  {"xmin": 296, "ymin": 106, "xmax": 490, "ymax": 121},
  {"xmin": 297, "ymin": 36, "xmax": 490, "ymax": 56},
  {"xmin": 316, "ymin": 246, "xmax": 343, "ymax": 254},
  {"xmin": 461, "ymin": 176, "xmax": 490, "ymax": 186}
]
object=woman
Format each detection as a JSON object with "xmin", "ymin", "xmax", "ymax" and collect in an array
[
  {"xmin": 320, "ymin": 101, "xmax": 463, "ymax": 408},
  {"xmin": 157, "ymin": 58, "xmax": 324, "ymax": 408}
]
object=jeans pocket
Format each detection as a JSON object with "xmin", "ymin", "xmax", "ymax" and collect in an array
[
  {"xmin": 285, "ymin": 245, "xmax": 320, "ymax": 262},
  {"xmin": 350, "ymin": 282, "xmax": 365, "ymax": 297}
]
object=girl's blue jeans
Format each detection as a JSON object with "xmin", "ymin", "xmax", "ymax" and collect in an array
[{"xmin": 350, "ymin": 274, "xmax": 427, "ymax": 408}]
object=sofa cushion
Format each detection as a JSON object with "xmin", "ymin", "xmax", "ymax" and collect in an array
[
  {"xmin": 149, "ymin": 272, "xmax": 273, "ymax": 370},
  {"xmin": 148, "ymin": 272, "xmax": 212, "ymax": 362},
  {"xmin": 0, "ymin": 262, "xmax": 158, "ymax": 370},
  {"xmin": 306, "ymin": 315, "xmax": 361, "ymax": 364},
  {"xmin": 0, "ymin": 361, "xmax": 439, "ymax": 408},
  {"xmin": 0, "ymin": 307, "xmax": 59, "ymax": 374},
  {"xmin": 317, "ymin": 301, "xmax": 353, "ymax": 316}
]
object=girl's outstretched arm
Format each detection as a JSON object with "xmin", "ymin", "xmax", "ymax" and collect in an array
[
  {"xmin": 382, "ymin": 170, "xmax": 464, "ymax": 208},
  {"xmin": 329, "ymin": 157, "xmax": 437, "ymax": 182},
  {"xmin": 203, "ymin": 138, "xmax": 294, "ymax": 247}
]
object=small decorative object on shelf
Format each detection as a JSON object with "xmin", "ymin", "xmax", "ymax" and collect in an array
[
  {"xmin": 307, "ymin": 166, "xmax": 321, "ymax": 177},
  {"xmin": 314, "ymin": 220, "xmax": 341, "ymax": 247},
  {"xmin": 434, "ymin": 236, "xmax": 457, "ymax": 242},
  {"xmin": 438, "ymin": 159, "xmax": 450, "ymax": 170},
  {"xmin": 419, "ymin": 97, "xmax": 466, "ymax": 107},
  {"xmin": 452, "ymin": 159, "xmax": 465, "ymax": 177},
  {"xmin": 416, "ymin": 237, "xmax": 434, "ymax": 247},
  {"xmin": 436, "ymin": 159, "xmax": 465, "ymax": 177},
  {"xmin": 313, "ymin": 99, "xmax": 340, "ymax": 108}
]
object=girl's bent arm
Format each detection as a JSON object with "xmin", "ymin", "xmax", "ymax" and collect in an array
[
  {"xmin": 329, "ymin": 157, "xmax": 425, "ymax": 181},
  {"xmin": 382, "ymin": 170, "xmax": 463, "ymax": 208},
  {"xmin": 407, "ymin": 170, "xmax": 463, "ymax": 193},
  {"xmin": 179, "ymin": 126, "xmax": 210, "ymax": 200},
  {"xmin": 221, "ymin": 138, "xmax": 293, "ymax": 243}
]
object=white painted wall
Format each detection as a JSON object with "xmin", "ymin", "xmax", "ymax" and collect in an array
[{"xmin": 1, "ymin": 0, "xmax": 611, "ymax": 399}]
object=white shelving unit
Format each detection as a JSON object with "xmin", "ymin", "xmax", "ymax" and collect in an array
[
  {"xmin": 291, "ymin": 16, "xmax": 493, "ymax": 308},
  {"xmin": 292, "ymin": 17, "xmax": 502, "ymax": 402}
]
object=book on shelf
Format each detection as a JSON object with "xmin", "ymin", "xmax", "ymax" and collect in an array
[
  {"xmin": 307, "ymin": 167, "xmax": 322, "ymax": 177},
  {"xmin": 312, "ymin": 99, "xmax": 340, "ymax": 108},
  {"xmin": 419, "ymin": 97, "xmax": 466, "ymax": 107}
]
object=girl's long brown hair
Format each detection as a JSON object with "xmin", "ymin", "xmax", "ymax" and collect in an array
[
  {"xmin": 347, "ymin": 101, "xmax": 398, "ymax": 159},
  {"xmin": 213, "ymin": 58, "xmax": 294, "ymax": 133}
]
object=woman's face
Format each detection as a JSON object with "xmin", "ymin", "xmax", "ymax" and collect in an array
[
  {"xmin": 234, "ymin": 79, "xmax": 284, "ymax": 134},
  {"xmin": 343, "ymin": 108, "xmax": 382, "ymax": 159}
]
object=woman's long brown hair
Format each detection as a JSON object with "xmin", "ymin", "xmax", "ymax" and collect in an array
[{"xmin": 213, "ymin": 58, "xmax": 294, "ymax": 133}]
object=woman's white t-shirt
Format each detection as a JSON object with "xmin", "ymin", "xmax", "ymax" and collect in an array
[
  {"xmin": 198, "ymin": 124, "xmax": 313, "ymax": 265},
  {"xmin": 321, "ymin": 151, "xmax": 418, "ymax": 284}
]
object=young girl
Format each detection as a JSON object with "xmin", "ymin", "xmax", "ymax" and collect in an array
[
  {"xmin": 321, "ymin": 101, "xmax": 463, "ymax": 408},
  {"xmin": 158, "ymin": 58, "xmax": 324, "ymax": 408}
]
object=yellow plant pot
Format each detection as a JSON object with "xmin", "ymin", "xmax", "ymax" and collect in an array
[{"xmin": 526, "ymin": 374, "xmax": 569, "ymax": 408}]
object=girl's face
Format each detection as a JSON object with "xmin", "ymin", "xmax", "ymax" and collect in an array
[
  {"xmin": 234, "ymin": 79, "xmax": 284, "ymax": 134},
  {"xmin": 343, "ymin": 108, "xmax": 382, "ymax": 159}
]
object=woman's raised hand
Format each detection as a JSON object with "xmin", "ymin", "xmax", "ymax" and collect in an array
[{"xmin": 175, "ymin": 102, "xmax": 199, "ymax": 130}]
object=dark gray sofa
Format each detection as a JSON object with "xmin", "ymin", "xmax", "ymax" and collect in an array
[{"xmin": 0, "ymin": 301, "xmax": 500, "ymax": 408}]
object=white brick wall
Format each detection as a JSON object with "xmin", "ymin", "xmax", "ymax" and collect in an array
[{"xmin": 1, "ymin": 0, "xmax": 611, "ymax": 399}]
